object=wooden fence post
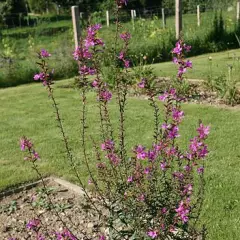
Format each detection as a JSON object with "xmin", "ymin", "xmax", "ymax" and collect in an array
[
  {"xmin": 175, "ymin": 0, "xmax": 182, "ymax": 39},
  {"xmin": 134, "ymin": 10, "xmax": 136, "ymax": 17},
  {"xmin": 71, "ymin": 6, "xmax": 81, "ymax": 48},
  {"xmin": 131, "ymin": 10, "xmax": 135, "ymax": 30},
  {"xmin": 106, "ymin": 10, "xmax": 110, "ymax": 27},
  {"xmin": 237, "ymin": 1, "xmax": 240, "ymax": 21},
  {"xmin": 162, "ymin": 8, "xmax": 166, "ymax": 28},
  {"xmin": 197, "ymin": 5, "xmax": 200, "ymax": 26}
]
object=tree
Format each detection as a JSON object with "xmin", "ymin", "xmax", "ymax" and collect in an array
[
  {"xmin": 0, "ymin": 0, "xmax": 12, "ymax": 24},
  {"xmin": 27, "ymin": 0, "xmax": 49, "ymax": 14},
  {"xmin": 0, "ymin": 0, "xmax": 26, "ymax": 25}
]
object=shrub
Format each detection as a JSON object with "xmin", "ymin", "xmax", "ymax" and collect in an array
[{"xmin": 19, "ymin": 2, "xmax": 210, "ymax": 239}]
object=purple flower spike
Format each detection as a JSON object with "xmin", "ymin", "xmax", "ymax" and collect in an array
[
  {"xmin": 40, "ymin": 49, "xmax": 51, "ymax": 58},
  {"xmin": 147, "ymin": 230, "xmax": 158, "ymax": 239}
]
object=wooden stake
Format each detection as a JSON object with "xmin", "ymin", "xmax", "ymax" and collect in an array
[
  {"xmin": 131, "ymin": 10, "xmax": 135, "ymax": 30},
  {"xmin": 134, "ymin": 10, "xmax": 136, "ymax": 17},
  {"xmin": 175, "ymin": 0, "xmax": 182, "ymax": 39},
  {"xmin": 197, "ymin": 5, "xmax": 200, "ymax": 26},
  {"xmin": 106, "ymin": 10, "xmax": 109, "ymax": 27},
  {"xmin": 71, "ymin": 6, "xmax": 81, "ymax": 48},
  {"xmin": 237, "ymin": 1, "xmax": 240, "ymax": 21},
  {"xmin": 162, "ymin": 8, "xmax": 166, "ymax": 28}
]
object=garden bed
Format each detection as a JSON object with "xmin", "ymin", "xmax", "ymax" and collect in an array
[
  {"xmin": 0, "ymin": 178, "xmax": 107, "ymax": 239},
  {"xmin": 130, "ymin": 77, "xmax": 240, "ymax": 107}
]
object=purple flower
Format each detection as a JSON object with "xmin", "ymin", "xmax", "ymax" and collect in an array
[
  {"xmin": 134, "ymin": 145, "xmax": 147, "ymax": 160},
  {"xmin": 189, "ymin": 137, "xmax": 202, "ymax": 152},
  {"xmin": 173, "ymin": 171, "xmax": 184, "ymax": 181},
  {"xmin": 168, "ymin": 126, "xmax": 180, "ymax": 139},
  {"xmin": 55, "ymin": 229, "xmax": 77, "ymax": 240},
  {"xmin": 101, "ymin": 139, "xmax": 114, "ymax": 151},
  {"xmin": 197, "ymin": 166, "xmax": 204, "ymax": 174},
  {"xmin": 147, "ymin": 230, "xmax": 158, "ymax": 239},
  {"xmin": 169, "ymin": 88, "xmax": 176, "ymax": 95},
  {"xmin": 162, "ymin": 207, "xmax": 167, "ymax": 214},
  {"xmin": 32, "ymin": 150, "xmax": 40, "ymax": 160},
  {"xmin": 88, "ymin": 179, "xmax": 93, "ymax": 184},
  {"xmin": 160, "ymin": 161, "xmax": 167, "ymax": 171},
  {"xmin": 175, "ymin": 201, "xmax": 190, "ymax": 223},
  {"xmin": 20, "ymin": 137, "xmax": 33, "ymax": 151},
  {"xmin": 120, "ymin": 32, "xmax": 131, "ymax": 41},
  {"xmin": 26, "ymin": 219, "xmax": 40, "ymax": 230},
  {"xmin": 99, "ymin": 90, "xmax": 112, "ymax": 102},
  {"xmin": 127, "ymin": 176, "xmax": 133, "ymax": 182},
  {"xmin": 183, "ymin": 165, "xmax": 192, "ymax": 172},
  {"xmin": 183, "ymin": 184, "xmax": 193, "ymax": 196},
  {"xmin": 80, "ymin": 65, "xmax": 96, "ymax": 75},
  {"xmin": 197, "ymin": 123, "xmax": 210, "ymax": 139},
  {"xmin": 158, "ymin": 92, "xmax": 168, "ymax": 101},
  {"xmin": 172, "ymin": 107, "xmax": 184, "ymax": 123},
  {"xmin": 138, "ymin": 78, "xmax": 146, "ymax": 88},
  {"xmin": 159, "ymin": 88, "xmax": 177, "ymax": 102},
  {"xmin": 188, "ymin": 137, "xmax": 208, "ymax": 159},
  {"xmin": 148, "ymin": 150, "xmax": 157, "ymax": 161},
  {"xmin": 40, "ymin": 49, "xmax": 51, "ymax": 58},
  {"xmin": 161, "ymin": 123, "xmax": 170, "ymax": 130},
  {"xmin": 173, "ymin": 57, "xmax": 178, "ymax": 64},
  {"xmin": 185, "ymin": 60, "xmax": 192, "ymax": 68},
  {"xmin": 198, "ymin": 145, "xmax": 208, "ymax": 158},
  {"xmin": 84, "ymin": 24, "xmax": 104, "ymax": 48},
  {"xmin": 106, "ymin": 153, "xmax": 120, "ymax": 165},
  {"xmin": 92, "ymin": 80, "xmax": 99, "ymax": 88},
  {"xmin": 172, "ymin": 41, "xmax": 182, "ymax": 55},
  {"xmin": 99, "ymin": 235, "xmax": 106, "ymax": 240},
  {"xmin": 33, "ymin": 72, "xmax": 45, "ymax": 81},
  {"xmin": 183, "ymin": 44, "xmax": 192, "ymax": 52},
  {"xmin": 73, "ymin": 47, "xmax": 92, "ymax": 61},
  {"xmin": 124, "ymin": 59, "xmax": 130, "ymax": 68},
  {"xmin": 138, "ymin": 193, "xmax": 145, "ymax": 201},
  {"xmin": 38, "ymin": 235, "xmax": 45, "ymax": 240},
  {"xmin": 118, "ymin": 51, "xmax": 124, "ymax": 60},
  {"xmin": 144, "ymin": 167, "xmax": 150, "ymax": 174},
  {"xmin": 177, "ymin": 66, "xmax": 187, "ymax": 78}
]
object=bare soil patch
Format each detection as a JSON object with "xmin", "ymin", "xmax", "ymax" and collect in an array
[{"xmin": 0, "ymin": 178, "xmax": 107, "ymax": 240}]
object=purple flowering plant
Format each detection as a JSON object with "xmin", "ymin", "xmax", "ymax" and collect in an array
[{"xmin": 20, "ymin": 1, "xmax": 210, "ymax": 239}]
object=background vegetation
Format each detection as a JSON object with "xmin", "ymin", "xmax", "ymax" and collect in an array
[{"xmin": 1, "ymin": 7, "xmax": 240, "ymax": 88}]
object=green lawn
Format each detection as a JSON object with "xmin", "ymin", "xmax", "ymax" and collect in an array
[
  {"xmin": 1, "ymin": 79, "xmax": 240, "ymax": 239},
  {"xmin": 153, "ymin": 48, "xmax": 240, "ymax": 81}
]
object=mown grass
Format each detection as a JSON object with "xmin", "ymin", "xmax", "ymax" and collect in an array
[
  {"xmin": 0, "ymin": 78, "xmax": 240, "ymax": 239},
  {"xmin": 153, "ymin": 48, "xmax": 240, "ymax": 81}
]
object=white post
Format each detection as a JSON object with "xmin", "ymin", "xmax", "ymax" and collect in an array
[
  {"xmin": 57, "ymin": 5, "xmax": 60, "ymax": 15},
  {"xmin": 197, "ymin": 5, "xmax": 200, "ymax": 26},
  {"xmin": 80, "ymin": 12, "xmax": 83, "ymax": 19},
  {"xmin": 131, "ymin": 10, "xmax": 135, "ymax": 30},
  {"xmin": 162, "ymin": 8, "xmax": 166, "ymax": 28},
  {"xmin": 134, "ymin": 10, "xmax": 136, "ymax": 17},
  {"xmin": 106, "ymin": 10, "xmax": 109, "ymax": 27},
  {"xmin": 237, "ymin": 1, "xmax": 240, "ymax": 21},
  {"xmin": 175, "ymin": 0, "xmax": 182, "ymax": 39},
  {"xmin": 71, "ymin": 6, "xmax": 81, "ymax": 48}
]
